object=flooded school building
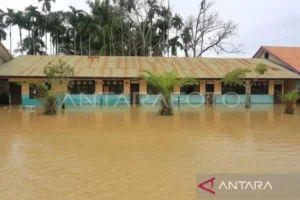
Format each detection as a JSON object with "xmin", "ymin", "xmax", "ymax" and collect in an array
[{"xmin": 0, "ymin": 42, "xmax": 299, "ymax": 106}]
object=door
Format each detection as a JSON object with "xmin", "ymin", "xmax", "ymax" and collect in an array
[
  {"xmin": 274, "ymin": 84, "xmax": 282, "ymax": 104},
  {"xmin": 9, "ymin": 82, "xmax": 22, "ymax": 105},
  {"xmin": 130, "ymin": 82, "xmax": 140, "ymax": 105},
  {"xmin": 0, "ymin": 79, "xmax": 9, "ymax": 105},
  {"xmin": 206, "ymin": 82, "xmax": 215, "ymax": 104}
]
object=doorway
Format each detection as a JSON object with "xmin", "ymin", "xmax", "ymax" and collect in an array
[
  {"xmin": 9, "ymin": 82, "xmax": 22, "ymax": 105},
  {"xmin": 0, "ymin": 79, "xmax": 9, "ymax": 105},
  {"xmin": 130, "ymin": 81, "xmax": 140, "ymax": 105},
  {"xmin": 206, "ymin": 81, "xmax": 214, "ymax": 104},
  {"xmin": 274, "ymin": 84, "xmax": 282, "ymax": 104}
]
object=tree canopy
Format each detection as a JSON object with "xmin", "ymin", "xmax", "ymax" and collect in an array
[{"xmin": 0, "ymin": 0, "xmax": 242, "ymax": 57}]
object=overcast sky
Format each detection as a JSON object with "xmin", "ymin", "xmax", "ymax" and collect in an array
[{"xmin": 1, "ymin": 0, "xmax": 300, "ymax": 58}]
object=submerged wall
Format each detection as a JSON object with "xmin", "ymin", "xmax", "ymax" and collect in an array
[
  {"xmin": 22, "ymin": 94, "xmax": 130, "ymax": 106},
  {"xmin": 215, "ymin": 95, "xmax": 274, "ymax": 104}
]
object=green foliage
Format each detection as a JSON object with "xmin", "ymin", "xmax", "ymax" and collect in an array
[
  {"xmin": 222, "ymin": 68, "xmax": 251, "ymax": 85},
  {"xmin": 282, "ymin": 90, "xmax": 299, "ymax": 114},
  {"xmin": 44, "ymin": 59, "xmax": 74, "ymax": 79},
  {"xmin": 32, "ymin": 59, "xmax": 74, "ymax": 115},
  {"xmin": 139, "ymin": 70, "xmax": 198, "ymax": 116},
  {"xmin": 255, "ymin": 63, "xmax": 268, "ymax": 75},
  {"xmin": 222, "ymin": 63, "xmax": 268, "ymax": 108},
  {"xmin": 30, "ymin": 82, "xmax": 58, "ymax": 115},
  {"xmin": 222, "ymin": 63, "xmax": 268, "ymax": 86}
]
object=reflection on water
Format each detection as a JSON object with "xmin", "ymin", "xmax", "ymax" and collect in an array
[{"xmin": 0, "ymin": 105, "xmax": 300, "ymax": 200}]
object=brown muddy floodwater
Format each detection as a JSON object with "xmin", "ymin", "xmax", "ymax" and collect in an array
[{"xmin": 0, "ymin": 105, "xmax": 300, "ymax": 200}]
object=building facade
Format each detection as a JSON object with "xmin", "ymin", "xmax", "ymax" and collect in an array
[{"xmin": 0, "ymin": 53, "xmax": 299, "ymax": 107}]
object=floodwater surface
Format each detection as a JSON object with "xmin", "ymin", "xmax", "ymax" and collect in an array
[{"xmin": 0, "ymin": 105, "xmax": 300, "ymax": 200}]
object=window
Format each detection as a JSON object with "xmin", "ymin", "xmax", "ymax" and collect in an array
[
  {"xmin": 264, "ymin": 52, "xmax": 269, "ymax": 59},
  {"xmin": 68, "ymin": 80, "xmax": 95, "ymax": 94},
  {"xmin": 29, "ymin": 82, "xmax": 51, "ymax": 99},
  {"xmin": 180, "ymin": 85, "xmax": 199, "ymax": 94},
  {"xmin": 206, "ymin": 82, "xmax": 214, "ymax": 93},
  {"xmin": 147, "ymin": 84, "xmax": 159, "ymax": 94},
  {"xmin": 221, "ymin": 83, "xmax": 245, "ymax": 95},
  {"xmin": 103, "ymin": 80, "xmax": 123, "ymax": 94},
  {"xmin": 251, "ymin": 81, "xmax": 269, "ymax": 94}
]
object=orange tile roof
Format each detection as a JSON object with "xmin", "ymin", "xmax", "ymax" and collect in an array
[
  {"xmin": 0, "ymin": 55, "xmax": 299, "ymax": 79},
  {"xmin": 263, "ymin": 46, "xmax": 300, "ymax": 73}
]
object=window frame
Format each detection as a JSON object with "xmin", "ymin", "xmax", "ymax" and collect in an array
[
  {"xmin": 102, "ymin": 80, "xmax": 124, "ymax": 94},
  {"xmin": 68, "ymin": 80, "xmax": 96, "ymax": 94}
]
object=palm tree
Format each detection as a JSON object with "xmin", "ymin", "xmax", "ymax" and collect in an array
[
  {"xmin": 1, "ymin": 8, "xmax": 15, "ymax": 54},
  {"xmin": 47, "ymin": 11, "xmax": 66, "ymax": 55},
  {"xmin": 15, "ymin": 35, "xmax": 46, "ymax": 55},
  {"xmin": 0, "ymin": 13, "xmax": 7, "ymax": 41},
  {"xmin": 84, "ymin": 15, "xmax": 102, "ymax": 55},
  {"xmin": 281, "ymin": 90, "xmax": 299, "ymax": 114},
  {"xmin": 66, "ymin": 6, "xmax": 87, "ymax": 55},
  {"xmin": 24, "ymin": 5, "xmax": 43, "ymax": 55},
  {"xmin": 12, "ymin": 11, "xmax": 26, "ymax": 55},
  {"xmin": 180, "ymin": 26, "xmax": 192, "ymax": 57},
  {"xmin": 38, "ymin": 0, "xmax": 56, "ymax": 54},
  {"xmin": 139, "ymin": 70, "xmax": 198, "ymax": 115},
  {"xmin": 172, "ymin": 13, "xmax": 183, "ymax": 37}
]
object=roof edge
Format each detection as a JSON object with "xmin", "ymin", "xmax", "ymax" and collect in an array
[{"xmin": 0, "ymin": 42, "xmax": 13, "ymax": 62}]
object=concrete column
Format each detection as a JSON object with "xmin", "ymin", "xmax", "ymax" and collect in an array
[
  {"xmin": 124, "ymin": 80, "xmax": 130, "ymax": 95},
  {"xmin": 214, "ymin": 80, "xmax": 221, "ymax": 94},
  {"xmin": 95, "ymin": 80, "xmax": 103, "ymax": 94},
  {"xmin": 268, "ymin": 80, "xmax": 274, "ymax": 95},
  {"xmin": 200, "ymin": 81, "xmax": 206, "ymax": 95},
  {"xmin": 22, "ymin": 82, "xmax": 29, "ymax": 95},
  {"xmin": 174, "ymin": 85, "xmax": 180, "ymax": 94},
  {"xmin": 139, "ymin": 80, "xmax": 147, "ymax": 94}
]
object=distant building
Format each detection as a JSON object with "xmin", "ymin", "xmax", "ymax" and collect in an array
[{"xmin": 0, "ymin": 42, "xmax": 299, "ymax": 106}]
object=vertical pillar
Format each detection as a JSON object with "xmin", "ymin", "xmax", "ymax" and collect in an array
[
  {"xmin": 22, "ymin": 81, "xmax": 29, "ymax": 95},
  {"xmin": 214, "ymin": 80, "xmax": 221, "ymax": 94},
  {"xmin": 200, "ymin": 81, "xmax": 206, "ymax": 95},
  {"xmin": 174, "ymin": 85, "xmax": 180, "ymax": 94},
  {"xmin": 95, "ymin": 79, "xmax": 103, "ymax": 94},
  {"xmin": 124, "ymin": 79, "xmax": 130, "ymax": 95},
  {"xmin": 139, "ymin": 80, "xmax": 147, "ymax": 94},
  {"xmin": 268, "ymin": 80, "xmax": 274, "ymax": 95}
]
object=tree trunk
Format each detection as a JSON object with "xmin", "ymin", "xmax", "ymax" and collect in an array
[
  {"xmin": 245, "ymin": 84, "xmax": 251, "ymax": 108},
  {"xmin": 88, "ymin": 34, "xmax": 91, "ymax": 56},
  {"xmin": 74, "ymin": 31, "xmax": 76, "ymax": 55},
  {"xmin": 80, "ymin": 34, "xmax": 82, "ymax": 55},
  {"xmin": 19, "ymin": 27, "xmax": 23, "ymax": 55},
  {"xmin": 56, "ymin": 33, "xmax": 58, "ymax": 55},
  {"xmin": 121, "ymin": 17, "xmax": 124, "ymax": 56},
  {"xmin": 45, "ymin": 11, "xmax": 48, "ymax": 55},
  {"xmin": 128, "ymin": 26, "xmax": 131, "ymax": 56},
  {"xmin": 149, "ymin": 21, "xmax": 152, "ymax": 57},
  {"xmin": 9, "ymin": 25, "xmax": 12, "ymax": 54},
  {"xmin": 50, "ymin": 37, "xmax": 52, "ymax": 55}
]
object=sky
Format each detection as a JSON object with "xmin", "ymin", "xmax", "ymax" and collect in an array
[{"xmin": 1, "ymin": 0, "xmax": 300, "ymax": 58}]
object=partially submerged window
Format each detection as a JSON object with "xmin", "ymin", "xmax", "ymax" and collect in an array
[
  {"xmin": 180, "ymin": 85, "xmax": 199, "ymax": 94},
  {"xmin": 221, "ymin": 83, "xmax": 245, "ymax": 95},
  {"xmin": 68, "ymin": 80, "xmax": 95, "ymax": 94},
  {"xmin": 103, "ymin": 80, "xmax": 123, "ymax": 94},
  {"xmin": 251, "ymin": 81, "xmax": 269, "ymax": 94},
  {"xmin": 147, "ymin": 84, "xmax": 159, "ymax": 94},
  {"xmin": 29, "ymin": 82, "xmax": 51, "ymax": 99}
]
